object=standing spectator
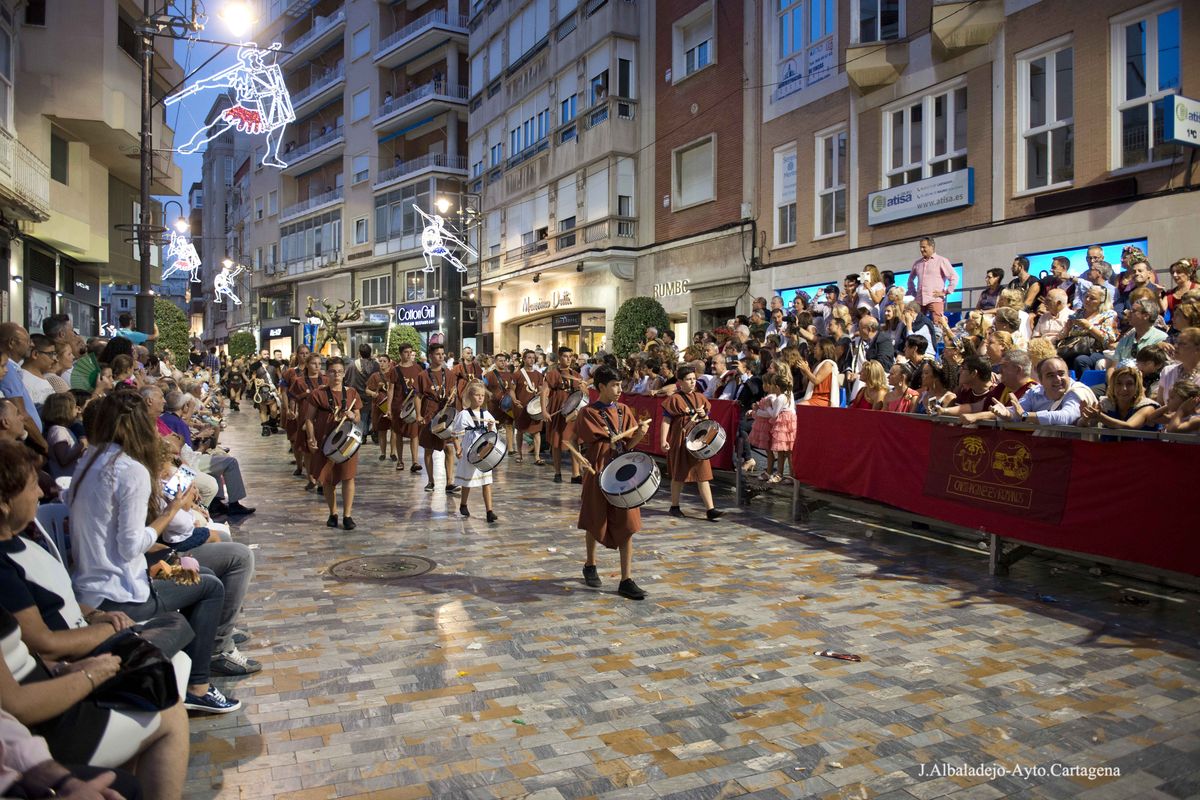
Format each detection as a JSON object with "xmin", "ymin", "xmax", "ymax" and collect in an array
[
  {"xmin": 20, "ymin": 335, "xmax": 57, "ymax": 411},
  {"xmin": 906, "ymin": 237, "xmax": 957, "ymax": 324},
  {"xmin": 976, "ymin": 268, "xmax": 1004, "ymax": 311},
  {"xmin": 114, "ymin": 313, "xmax": 157, "ymax": 345},
  {"xmin": 203, "ymin": 347, "xmax": 220, "ymax": 376},
  {"xmin": 795, "ymin": 338, "xmax": 838, "ymax": 407},
  {"xmin": 344, "ymin": 344, "xmax": 379, "ymax": 439},
  {"xmin": 1008, "ymin": 256, "xmax": 1042, "ymax": 312}
]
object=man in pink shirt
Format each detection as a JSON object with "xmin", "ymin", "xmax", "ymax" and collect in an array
[{"xmin": 906, "ymin": 237, "xmax": 957, "ymax": 323}]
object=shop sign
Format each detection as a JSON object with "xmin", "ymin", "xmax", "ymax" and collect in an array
[
  {"xmin": 521, "ymin": 290, "xmax": 573, "ymax": 314},
  {"xmin": 1166, "ymin": 95, "xmax": 1200, "ymax": 147},
  {"xmin": 366, "ymin": 310, "xmax": 390, "ymax": 325},
  {"xmin": 261, "ymin": 324, "xmax": 294, "ymax": 339},
  {"xmin": 807, "ymin": 38, "xmax": 834, "ymax": 86},
  {"xmin": 867, "ymin": 168, "xmax": 974, "ymax": 226},
  {"xmin": 653, "ymin": 279, "xmax": 691, "ymax": 299},
  {"xmin": 396, "ymin": 301, "xmax": 440, "ymax": 329},
  {"xmin": 553, "ymin": 313, "xmax": 582, "ymax": 329}
]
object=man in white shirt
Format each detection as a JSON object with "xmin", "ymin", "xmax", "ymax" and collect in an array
[
  {"xmin": 1032, "ymin": 288, "xmax": 1072, "ymax": 343},
  {"xmin": 994, "ymin": 357, "xmax": 1095, "ymax": 427},
  {"xmin": 20, "ymin": 334, "xmax": 57, "ymax": 410}
]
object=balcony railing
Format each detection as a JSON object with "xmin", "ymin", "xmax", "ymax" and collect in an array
[
  {"xmin": 285, "ymin": 125, "xmax": 344, "ymax": 163},
  {"xmin": 0, "ymin": 128, "xmax": 50, "ymax": 222},
  {"xmin": 374, "ymin": 153, "xmax": 467, "ymax": 188},
  {"xmin": 584, "ymin": 96, "xmax": 638, "ymax": 130},
  {"xmin": 279, "ymin": 186, "xmax": 344, "ymax": 222},
  {"xmin": 376, "ymin": 9, "xmax": 469, "ymax": 59},
  {"xmin": 272, "ymin": 251, "xmax": 343, "ymax": 279},
  {"xmin": 291, "ymin": 64, "xmax": 345, "ymax": 109},
  {"xmin": 285, "ymin": 9, "xmax": 345, "ymax": 61},
  {"xmin": 376, "ymin": 80, "xmax": 468, "ymax": 121},
  {"xmin": 504, "ymin": 136, "xmax": 549, "ymax": 170}
]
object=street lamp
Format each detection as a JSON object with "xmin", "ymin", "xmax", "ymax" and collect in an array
[
  {"xmin": 162, "ymin": 199, "xmax": 189, "ymax": 233},
  {"xmin": 435, "ymin": 191, "xmax": 483, "ymax": 353}
]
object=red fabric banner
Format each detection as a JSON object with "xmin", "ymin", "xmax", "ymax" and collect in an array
[
  {"xmin": 585, "ymin": 393, "xmax": 740, "ymax": 471},
  {"xmin": 791, "ymin": 406, "xmax": 1200, "ymax": 576}
]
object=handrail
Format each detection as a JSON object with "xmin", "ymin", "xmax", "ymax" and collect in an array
[
  {"xmin": 376, "ymin": 8, "xmax": 468, "ymax": 56},
  {"xmin": 280, "ymin": 186, "xmax": 344, "ymax": 221},
  {"xmin": 375, "ymin": 153, "xmax": 467, "ymax": 186},
  {"xmin": 285, "ymin": 8, "xmax": 345, "ymax": 59},
  {"xmin": 287, "ymin": 125, "xmax": 344, "ymax": 162},
  {"xmin": 291, "ymin": 64, "xmax": 345, "ymax": 108},
  {"xmin": 376, "ymin": 80, "xmax": 468, "ymax": 120}
]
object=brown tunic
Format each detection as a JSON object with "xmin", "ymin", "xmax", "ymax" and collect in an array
[
  {"xmin": 453, "ymin": 360, "xmax": 483, "ymax": 393},
  {"xmin": 365, "ymin": 371, "xmax": 390, "ymax": 431},
  {"xmin": 288, "ymin": 371, "xmax": 323, "ymax": 467},
  {"xmin": 576, "ymin": 402, "xmax": 641, "ymax": 549},
  {"xmin": 484, "ymin": 368, "xmax": 515, "ymax": 423},
  {"xmin": 280, "ymin": 367, "xmax": 299, "ymax": 438},
  {"xmin": 513, "ymin": 367, "xmax": 545, "ymax": 434},
  {"xmin": 544, "ymin": 367, "xmax": 582, "ymax": 449},
  {"xmin": 389, "ymin": 363, "xmax": 423, "ymax": 438},
  {"xmin": 416, "ymin": 366, "xmax": 455, "ymax": 451},
  {"xmin": 662, "ymin": 390, "xmax": 714, "ymax": 484},
  {"xmin": 306, "ymin": 386, "xmax": 361, "ymax": 485}
]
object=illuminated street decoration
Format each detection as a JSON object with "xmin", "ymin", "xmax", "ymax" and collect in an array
[
  {"xmin": 414, "ymin": 204, "xmax": 476, "ymax": 274},
  {"xmin": 163, "ymin": 230, "xmax": 202, "ymax": 283},
  {"xmin": 214, "ymin": 261, "xmax": 246, "ymax": 305},
  {"xmin": 165, "ymin": 43, "xmax": 295, "ymax": 169}
]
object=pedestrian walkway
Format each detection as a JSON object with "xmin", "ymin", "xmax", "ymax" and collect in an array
[{"xmin": 188, "ymin": 411, "xmax": 1200, "ymax": 800}]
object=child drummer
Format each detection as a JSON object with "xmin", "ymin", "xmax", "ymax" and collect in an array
[
  {"xmin": 570, "ymin": 365, "xmax": 652, "ymax": 600},
  {"xmin": 660, "ymin": 364, "xmax": 725, "ymax": 521},
  {"xmin": 451, "ymin": 380, "xmax": 499, "ymax": 523}
]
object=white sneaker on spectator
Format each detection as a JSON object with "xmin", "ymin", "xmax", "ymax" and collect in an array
[{"xmin": 210, "ymin": 647, "xmax": 262, "ymax": 676}]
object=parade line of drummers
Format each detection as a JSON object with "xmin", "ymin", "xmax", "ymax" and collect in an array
[{"xmin": 234, "ymin": 343, "xmax": 726, "ymax": 601}]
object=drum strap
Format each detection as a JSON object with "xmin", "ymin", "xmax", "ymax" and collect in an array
[
  {"xmin": 427, "ymin": 368, "xmax": 448, "ymax": 399},
  {"xmin": 598, "ymin": 404, "xmax": 626, "ymax": 455},
  {"xmin": 520, "ymin": 368, "xmax": 536, "ymax": 394},
  {"xmin": 466, "ymin": 408, "xmax": 488, "ymax": 431}
]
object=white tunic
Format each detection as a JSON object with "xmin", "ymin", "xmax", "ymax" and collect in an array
[{"xmin": 452, "ymin": 408, "xmax": 497, "ymax": 487}]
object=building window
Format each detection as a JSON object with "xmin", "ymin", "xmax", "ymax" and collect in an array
[
  {"xmin": 255, "ymin": 196, "xmax": 264, "ymax": 220},
  {"xmin": 1112, "ymin": 4, "xmax": 1181, "ymax": 168},
  {"xmin": 50, "ymin": 132, "xmax": 68, "ymax": 184},
  {"xmin": 268, "ymin": 190, "xmax": 278, "ymax": 215},
  {"xmin": 883, "ymin": 82, "xmax": 967, "ymax": 187},
  {"xmin": 351, "ymin": 25, "xmax": 370, "ymax": 60},
  {"xmin": 673, "ymin": 4, "xmax": 713, "ymax": 82},
  {"xmin": 857, "ymin": 0, "xmax": 900, "ymax": 43},
  {"xmin": 489, "ymin": 143, "xmax": 504, "ymax": 166},
  {"xmin": 774, "ymin": 0, "xmax": 837, "ymax": 98},
  {"xmin": 254, "ymin": 248, "xmax": 262, "ymax": 269},
  {"xmin": 403, "ymin": 268, "xmax": 439, "ymax": 301},
  {"xmin": 352, "ymin": 154, "xmax": 369, "ymax": 184},
  {"xmin": 352, "ymin": 88, "xmax": 370, "ymax": 121},
  {"xmin": 269, "ymin": 243, "xmax": 278, "ymax": 266},
  {"xmin": 1018, "ymin": 41, "xmax": 1074, "ymax": 191},
  {"xmin": 223, "ymin": 156, "xmax": 233, "ymax": 185},
  {"xmin": 118, "ymin": 297, "xmax": 129, "ymax": 310},
  {"xmin": 672, "ymin": 136, "xmax": 715, "ymax": 210},
  {"xmin": 354, "ymin": 217, "xmax": 369, "ymax": 245},
  {"xmin": 361, "ymin": 274, "xmax": 390, "ymax": 306},
  {"xmin": 561, "ymin": 94, "xmax": 577, "ymax": 124},
  {"xmin": 815, "ymin": 128, "xmax": 847, "ymax": 237},
  {"xmin": 774, "ymin": 146, "xmax": 797, "ymax": 246},
  {"xmin": 373, "ymin": 180, "xmax": 432, "ymax": 243},
  {"xmin": 24, "ymin": 0, "xmax": 46, "ymax": 25}
]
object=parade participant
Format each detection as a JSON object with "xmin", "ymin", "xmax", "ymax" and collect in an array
[
  {"xmin": 288, "ymin": 353, "xmax": 323, "ymax": 489},
  {"xmin": 484, "ymin": 352, "xmax": 516, "ymax": 460},
  {"xmin": 659, "ymin": 365, "xmax": 724, "ymax": 520},
  {"xmin": 511, "ymin": 350, "xmax": 545, "ymax": 465},
  {"xmin": 226, "ymin": 357, "xmax": 246, "ymax": 410},
  {"xmin": 249, "ymin": 352, "xmax": 280, "ymax": 437},
  {"xmin": 543, "ymin": 346, "xmax": 583, "ymax": 484},
  {"xmin": 571, "ymin": 365, "xmax": 652, "ymax": 601},
  {"xmin": 365, "ymin": 354, "xmax": 395, "ymax": 461},
  {"xmin": 387, "ymin": 343, "xmax": 423, "ymax": 472},
  {"xmin": 304, "ymin": 357, "xmax": 361, "ymax": 529},
  {"xmin": 452, "ymin": 346, "xmax": 483, "ymax": 388},
  {"xmin": 450, "ymin": 380, "xmax": 498, "ymax": 523},
  {"xmin": 274, "ymin": 345, "xmax": 306, "ymax": 452},
  {"xmin": 415, "ymin": 343, "xmax": 459, "ymax": 493}
]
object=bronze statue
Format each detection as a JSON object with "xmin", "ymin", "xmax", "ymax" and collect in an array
[{"xmin": 305, "ymin": 296, "xmax": 362, "ymax": 355}]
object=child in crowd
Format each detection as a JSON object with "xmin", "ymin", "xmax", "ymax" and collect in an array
[
  {"xmin": 110, "ymin": 355, "xmax": 136, "ymax": 387},
  {"xmin": 451, "ymin": 380, "xmax": 499, "ymax": 523},
  {"xmin": 42, "ymin": 392, "xmax": 85, "ymax": 480},
  {"xmin": 748, "ymin": 373, "xmax": 780, "ymax": 480},
  {"xmin": 768, "ymin": 370, "xmax": 796, "ymax": 482}
]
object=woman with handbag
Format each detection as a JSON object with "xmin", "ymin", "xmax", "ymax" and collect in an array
[
  {"xmin": 0, "ymin": 442, "xmax": 189, "ymax": 798},
  {"xmin": 1058, "ymin": 285, "xmax": 1119, "ymax": 374}
]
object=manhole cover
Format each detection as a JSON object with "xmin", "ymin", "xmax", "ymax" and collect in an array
[{"xmin": 328, "ymin": 555, "xmax": 436, "ymax": 582}]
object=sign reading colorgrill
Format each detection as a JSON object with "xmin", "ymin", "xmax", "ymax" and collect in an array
[
  {"xmin": 867, "ymin": 168, "xmax": 974, "ymax": 226},
  {"xmin": 1165, "ymin": 95, "xmax": 1200, "ymax": 147},
  {"xmin": 396, "ymin": 301, "xmax": 440, "ymax": 329}
]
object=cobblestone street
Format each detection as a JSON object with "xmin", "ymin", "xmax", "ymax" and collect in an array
[{"xmin": 188, "ymin": 410, "xmax": 1200, "ymax": 800}]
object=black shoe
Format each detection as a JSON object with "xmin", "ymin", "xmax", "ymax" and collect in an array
[
  {"xmin": 424, "ymin": 482, "xmax": 435, "ymax": 492},
  {"xmin": 316, "ymin": 485, "xmax": 324, "ymax": 496},
  {"xmin": 209, "ymin": 499, "xmax": 229, "ymax": 516},
  {"xmin": 326, "ymin": 514, "xmax": 338, "ymax": 528},
  {"xmin": 446, "ymin": 484, "xmax": 460, "ymax": 494},
  {"xmin": 582, "ymin": 565, "xmax": 601, "ymax": 588},
  {"xmin": 390, "ymin": 454, "xmax": 398, "ymax": 461},
  {"xmin": 261, "ymin": 425, "xmax": 271, "ymax": 436},
  {"xmin": 292, "ymin": 467, "xmax": 303, "ymax": 476},
  {"xmin": 379, "ymin": 453, "xmax": 387, "ymax": 461},
  {"xmin": 459, "ymin": 505, "xmax": 470, "ymax": 517},
  {"xmin": 226, "ymin": 502, "xmax": 256, "ymax": 516},
  {"xmin": 706, "ymin": 508, "xmax": 725, "ymax": 521},
  {"xmin": 486, "ymin": 510, "xmax": 498, "ymax": 523},
  {"xmin": 617, "ymin": 578, "xmax": 646, "ymax": 600},
  {"xmin": 304, "ymin": 482, "xmax": 316, "ymax": 493},
  {"xmin": 411, "ymin": 464, "xmax": 422, "ymax": 473},
  {"xmin": 668, "ymin": 506, "xmax": 685, "ymax": 518},
  {"xmin": 553, "ymin": 473, "xmax": 563, "ymax": 483},
  {"xmin": 342, "ymin": 516, "xmax": 356, "ymax": 530},
  {"xmin": 571, "ymin": 476, "xmax": 583, "ymax": 484}
]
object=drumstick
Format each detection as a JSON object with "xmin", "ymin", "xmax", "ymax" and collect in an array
[{"xmin": 561, "ymin": 442, "xmax": 596, "ymax": 475}]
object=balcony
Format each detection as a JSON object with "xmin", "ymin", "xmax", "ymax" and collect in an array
[
  {"xmin": 259, "ymin": 250, "xmax": 342, "ymax": 282},
  {"xmin": 279, "ymin": 186, "xmax": 344, "ymax": 223},
  {"xmin": 280, "ymin": 125, "xmax": 345, "ymax": 176},
  {"xmin": 283, "ymin": 9, "xmax": 346, "ymax": 67},
  {"xmin": 488, "ymin": 216, "xmax": 637, "ymax": 278},
  {"xmin": 374, "ymin": 9, "xmax": 469, "ymax": 70},
  {"xmin": 373, "ymin": 153, "xmax": 467, "ymax": 192},
  {"xmin": 373, "ymin": 81, "xmax": 468, "ymax": 136},
  {"xmin": 291, "ymin": 64, "xmax": 345, "ymax": 116},
  {"xmin": 0, "ymin": 128, "xmax": 51, "ymax": 222},
  {"xmin": 845, "ymin": 41, "xmax": 909, "ymax": 93},
  {"xmin": 931, "ymin": 0, "xmax": 1004, "ymax": 56}
]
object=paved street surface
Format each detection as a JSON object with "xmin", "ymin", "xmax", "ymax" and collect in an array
[{"xmin": 188, "ymin": 410, "xmax": 1200, "ymax": 800}]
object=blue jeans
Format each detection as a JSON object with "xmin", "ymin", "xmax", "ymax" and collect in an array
[
  {"xmin": 99, "ymin": 575, "xmax": 224, "ymax": 689},
  {"xmin": 1068, "ymin": 351, "xmax": 1106, "ymax": 373}
]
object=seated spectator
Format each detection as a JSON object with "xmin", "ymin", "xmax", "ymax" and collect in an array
[
  {"xmin": 883, "ymin": 362, "xmax": 919, "ymax": 412},
  {"xmin": 952, "ymin": 350, "xmax": 1039, "ymax": 423},
  {"xmin": 1162, "ymin": 258, "xmax": 1197, "ymax": 322},
  {"xmin": 994, "ymin": 288, "xmax": 1034, "ymax": 342},
  {"xmin": 901, "ymin": 335, "xmax": 934, "ymax": 391},
  {"xmin": 1135, "ymin": 343, "xmax": 1169, "ymax": 399},
  {"xmin": 1058, "ymin": 285, "xmax": 1119, "ymax": 374},
  {"xmin": 1077, "ymin": 366, "xmax": 1159, "ymax": 431},
  {"xmin": 0, "ymin": 441, "xmax": 188, "ymax": 797},
  {"xmin": 41, "ymin": 393, "xmax": 85, "ymax": 481},
  {"xmin": 1033, "ymin": 288, "xmax": 1072, "ymax": 343},
  {"xmin": 848, "ymin": 360, "xmax": 888, "ymax": 410},
  {"xmin": 795, "ymin": 338, "xmax": 838, "ymax": 407},
  {"xmin": 109, "ymin": 355, "xmax": 136, "ymax": 388},
  {"xmin": 949, "ymin": 356, "xmax": 995, "ymax": 412},
  {"xmin": 993, "ymin": 307, "xmax": 1028, "ymax": 350},
  {"xmin": 1162, "ymin": 380, "xmax": 1200, "ymax": 433},
  {"xmin": 0, "ymin": 325, "xmax": 47, "ymax": 451},
  {"xmin": 992, "ymin": 357, "xmax": 1096, "ymax": 427},
  {"xmin": 1156, "ymin": 327, "xmax": 1200, "ymax": 404},
  {"xmin": 984, "ymin": 331, "xmax": 1016, "ymax": 370},
  {"xmin": 21, "ymin": 335, "xmax": 58, "ymax": 411},
  {"xmin": 915, "ymin": 361, "xmax": 955, "ymax": 414},
  {"xmin": 976, "ymin": 268, "xmax": 1004, "ymax": 312},
  {"xmin": 844, "ymin": 316, "xmax": 895, "ymax": 388},
  {"xmin": 1169, "ymin": 288, "xmax": 1200, "ymax": 336},
  {"xmin": 1112, "ymin": 297, "xmax": 1169, "ymax": 366},
  {"xmin": 898, "ymin": 301, "xmax": 937, "ymax": 353}
]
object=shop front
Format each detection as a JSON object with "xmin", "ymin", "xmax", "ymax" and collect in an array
[
  {"xmin": 495, "ymin": 272, "xmax": 621, "ymax": 355},
  {"xmin": 260, "ymin": 324, "xmax": 296, "ymax": 358},
  {"xmin": 349, "ymin": 309, "xmax": 393, "ymax": 354},
  {"xmin": 395, "ymin": 299, "xmax": 442, "ymax": 351},
  {"xmin": 638, "ymin": 236, "xmax": 748, "ymax": 340},
  {"xmin": 61, "ymin": 266, "xmax": 100, "ymax": 337}
]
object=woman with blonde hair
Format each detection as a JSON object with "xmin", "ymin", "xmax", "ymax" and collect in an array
[
  {"xmin": 849, "ymin": 360, "xmax": 887, "ymax": 409},
  {"xmin": 1077, "ymin": 366, "xmax": 1158, "ymax": 430},
  {"xmin": 1025, "ymin": 337, "xmax": 1057, "ymax": 372},
  {"xmin": 984, "ymin": 330, "xmax": 1016, "ymax": 366}
]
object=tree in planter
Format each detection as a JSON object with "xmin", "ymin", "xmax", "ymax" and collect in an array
[
  {"xmin": 228, "ymin": 331, "xmax": 257, "ymax": 360},
  {"xmin": 387, "ymin": 324, "xmax": 424, "ymax": 362},
  {"xmin": 153, "ymin": 297, "xmax": 190, "ymax": 364},
  {"xmin": 611, "ymin": 296, "xmax": 670, "ymax": 358}
]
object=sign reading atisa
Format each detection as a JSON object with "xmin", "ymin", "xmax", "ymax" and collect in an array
[
  {"xmin": 1165, "ymin": 95, "xmax": 1200, "ymax": 147},
  {"xmin": 867, "ymin": 168, "xmax": 974, "ymax": 226}
]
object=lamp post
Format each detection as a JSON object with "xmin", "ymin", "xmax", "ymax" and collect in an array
[{"xmin": 434, "ymin": 191, "xmax": 483, "ymax": 354}]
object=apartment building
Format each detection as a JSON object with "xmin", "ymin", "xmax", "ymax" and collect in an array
[
  {"xmin": 754, "ymin": 0, "xmax": 1199, "ymax": 307},
  {"xmin": 468, "ymin": 0, "xmax": 655, "ymax": 353},
  {"xmin": 237, "ymin": 0, "xmax": 470, "ymax": 356},
  {"xmin": 10, "ymin": 0, "xmax": 183, "ymax": 335}
]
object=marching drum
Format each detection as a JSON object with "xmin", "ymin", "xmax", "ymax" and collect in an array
[
  {"xmin": 466, "ymin": 430, "xmax": 507, "ymax": 472},
  {"xmin": 599, "ymin": 452, "xmax": 661, "ymax": 509},
  {"xmin": 323, "ymin": 419, "xmax": 363, "ymax": 464},
  {"xmin": 525, "ymin": 396, "xmax": 544, "ymax": 421},
  {"xmin": 685, "ymin": 419, "xmax": 726, "ymax": 461},
  {"xmin": 430, "ymin": 404, "xmax": 456, "ymax": 439},
  {"xmin": 559, "ymin": 390, "xmax": 587, "ymax": 421},
  {"xmin": 397, "ymin": 394, "xmax": 417, "ymax": 423}
]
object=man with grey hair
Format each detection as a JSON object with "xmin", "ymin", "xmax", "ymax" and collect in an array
[
  {"xmin": 906, "ymin": 236, "xmax": 957, "ymax": 324},
  {"xmin": 1033, "ymin": 288, "xmax": 1072, "ymax": 343},
  {"xmin": 952, "ymin": 350, "xmax": 1038, "ymax": 423},
  {"xmin": 1112, "ymin": 297, "xmax": 1168, "ymax": 365},
  {"xmin": 992, "ymin": 356, "xmax": 1095, "ymax": 427}
]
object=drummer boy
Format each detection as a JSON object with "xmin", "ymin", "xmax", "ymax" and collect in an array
[
  {"xmin": 660, "ymin": 365, "xmax": 725, "ymax": 521},
  {"xmin": 571, "ymin": 365, "xmax": 652, "ymax": 600}
]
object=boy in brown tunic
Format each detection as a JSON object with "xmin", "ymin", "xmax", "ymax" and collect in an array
[
  {"xmin": 659, "ymin": 364, "xmax": 725, "ymax": 521},
  {"xmin": 415, "ymin": 342, "xmax": 459, "ymax": 493},
  {"xmin": 511, "ymin": 349, "xmax": 545, "ymax": 464},
  {"xmin": 288, "ymin": 353, "xmax": 324, "ymax": 487},
  {"xmin": 388, "ymin": 343, "xmax": 424, "ymax": 472},
  {"xmin": 484, "ymin": 352, "xmax": 516, "ymax": 457},
  {"xmin": 365, "ymin": 354, "xmax": 394, "ymax": 461},
  {"xmin": 304, "ymin": 357, "xmax": 362, "ymax": 530},
  {"xmin": 574, "ymin": 365, "xmax": 652, "ymax": 600},
  {"xmin": 544, "ymin": 346, "xmax": 583, "ymax": 484}
]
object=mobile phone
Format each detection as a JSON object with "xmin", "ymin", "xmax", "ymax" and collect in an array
[{"xmin": 162, "ymin": 465, "xmax": 198, "ymax": 500}]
